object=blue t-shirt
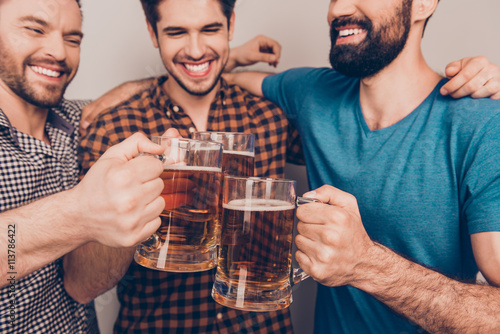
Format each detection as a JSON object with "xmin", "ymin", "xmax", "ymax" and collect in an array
[{"xmin": 263, "ymin": 67, "xmax": 500, "ymax": 334}]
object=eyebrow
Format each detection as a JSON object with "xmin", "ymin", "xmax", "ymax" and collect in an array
[
  {"xmin": 162, "ymin": 22, "xmax": 224, "ymax": 33},
  {"xmin": 19, "ymin": 15, "xmax": 49, "ymax": 27},
  {"xmin": 18, "ymin": 15, "xmax": 84, "ymax": 39}
]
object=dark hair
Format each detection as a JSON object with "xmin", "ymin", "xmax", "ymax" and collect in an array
[{"xmin": 140, "ymin": 0, "xmax": 236, "ymax": 36}]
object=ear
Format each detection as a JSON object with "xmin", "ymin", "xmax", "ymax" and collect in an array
[
  {"xmin": 413, "ymin": 0, "xmax": 439, "ymax": 22},
  {"xmin": 228, "ymin": 12, "xmax": 235, "ymax": 42},
  {"xmin": 146, "ymin": 20, "xmax": 159, "ymax": 49}
]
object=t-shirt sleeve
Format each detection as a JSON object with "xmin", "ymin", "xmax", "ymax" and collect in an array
[
  {"xmin": 262, "ymin": 67, "xmax": 317, "ymax": 120},
  {"xmin": 462, "ymin": 112, "xmax": 500, "ymax": 234}
]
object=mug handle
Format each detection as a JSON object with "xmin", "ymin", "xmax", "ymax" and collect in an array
[{"xmin": 291, "ymin": 196, "xmax": 322, "ymax": 285}]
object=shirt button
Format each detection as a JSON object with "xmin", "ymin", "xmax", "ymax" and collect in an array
[
  {"xmin": 222, "ymin": 100, "xmax": 226, "ymax": 106},
  {"xmin": 188, "ymin": 127, "xmax": 196, "ymax": 134},
  {"xmin": 172, "ymin": 105, "xmax": 180, "ymax": 112},
  {"xmin": 166, "ymin": 111, "xmax": 171, "ymax": 118},
  {"xmin": 216, "ymin": 313, "xmax": 223, "ymax": 320}
]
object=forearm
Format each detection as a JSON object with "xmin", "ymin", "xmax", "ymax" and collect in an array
[
  {"xmin": 356, "ymin": 243, "xmax": 500, "ymax": 333},
  {"xmin": 63, "ymin": 243, "xmax": 135, "ymax": 304},
  {"xmin": 223, "ymin": 71, "xmax": 270, "ymax": 97},
  {"xmin": 0, "ymin": 189, "xmax": 87, "ymax": 286}
]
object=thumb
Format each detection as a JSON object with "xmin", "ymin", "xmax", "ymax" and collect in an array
[
  {"xmin": 102, "ymin": 132, "xmax": 164, "ymax": 162},
  {"xmin": 304, "ymin": 185, "xmax": 358, "ymax": 210},
  {"xmin": 162, "ymin": 128, "xmax": 182, "ymax": 138}
]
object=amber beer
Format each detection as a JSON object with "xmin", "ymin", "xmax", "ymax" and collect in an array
[
  {"xmin": 212, "ymin": 176, "xmax": 311, "ymax": 311},
  {"xmin": 135, "ymin": 137, "xmax": 223, "ymax": 272},
  {"xmin": 222, "ymin": 150, "xmax": 254, "ymax": 177},
  {"xmin": 216, "ymin": 199, "xmax": 295, "ymax": 309}
]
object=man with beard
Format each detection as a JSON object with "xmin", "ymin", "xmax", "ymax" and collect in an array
[
  {"xmin": 226, "ymin": 0, "xmax": 500, "ymax": 333},
  {"xmin": 0, "ymin": 0, "xmax": 169, "ymax": 333},
  {"xmin": 67, "ymin": 0, "xmax": 304, "ymax": 332}
]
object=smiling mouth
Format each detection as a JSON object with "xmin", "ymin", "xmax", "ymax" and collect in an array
[
  {"xmin": 30, "ymin": 65, "xmax": 63, "ymax": 78},
  {"xmin": 338, "ymin": 28, "xmax": 365, "ymax": 38},
  {"xmin": 183, "ymin": 61, "xmax": 211, "ymax": 74}
]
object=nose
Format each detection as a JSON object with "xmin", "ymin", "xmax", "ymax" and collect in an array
[
  {"xmin": 43, "ymin": 33, "xmax": 67, "ymax": 62},
  {"xmin": 185, "ymin": 34, "xmax": 206, "ymax": 61},
  {"xmin": 328, "ymin": 0, "xmax": 357, "ymax": 23}
]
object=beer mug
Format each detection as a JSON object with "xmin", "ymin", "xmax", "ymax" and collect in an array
[
  {"xmin": 212, "ymin": 176, "xmax": 314, "ymax": 311},
  {"xmin": 191, "ymin": 132, "xmax": 255, "ymax": 177},
  {"xmin": 135, "ymin": 137, "xmax": 223, "ymax": 272}
]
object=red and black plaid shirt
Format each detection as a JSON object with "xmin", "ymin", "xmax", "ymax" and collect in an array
[{"xmin": 80, "ymin": 76, "xmax": 304, "ymax": 333}]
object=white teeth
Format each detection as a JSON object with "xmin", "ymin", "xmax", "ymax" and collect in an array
[
  {"xmin": 338, "ymin": 28, "xmax": 364, "ymax": 37},
  {"xmin": 30, "ymin": 65, "xmax": 62, "ymax": 78},
  {"xmin": 184, "ymin": 62, "xmax": 210, "ymax": 73}
]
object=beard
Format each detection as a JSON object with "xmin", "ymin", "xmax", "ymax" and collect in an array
[
  {"xmin": 0, "ymin": 43, "xmax": 71, "ymax": 108},
  {"xmin": 329, "ymin": 0, "xmax": 413, "ymax": 78}
]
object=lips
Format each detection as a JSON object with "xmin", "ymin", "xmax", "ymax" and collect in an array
[
  {"xmin": 180, "ymin": 60, "xmax": 212, "ymax": 77},
  {"xmin": 29, "ymin": 65, "xmax": 64, "ymax": 78}
]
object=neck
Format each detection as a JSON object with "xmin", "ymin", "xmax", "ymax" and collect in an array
[
  {"xmin": 163, "ymin": 77, "xmax": 220, "ymax": 132},
  {"xmin": 0, "ymin": 82, "xmax": 50, "ymax": 142},
  {"xmin": 358, "ymin": 42, "xmax": 442, "ymax": 131}
]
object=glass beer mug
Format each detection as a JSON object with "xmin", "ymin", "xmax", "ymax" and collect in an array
[
  {"xmin": 191, "ymin": 131, "xmax": 255, "ymax": 177},
  {"xmin": 212, "ymin": 176, "xmax": 314, "ymax": 311},
  {"xmin": 135, "ymin": 137, "xmax": 223, "ymax": 272}
]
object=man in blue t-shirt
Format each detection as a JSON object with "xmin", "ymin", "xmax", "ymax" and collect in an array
[{"xmin": 228, "ymin": 0, "xmax": 500, "ymax": 333}]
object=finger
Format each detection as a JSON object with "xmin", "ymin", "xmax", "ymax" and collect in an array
[
  {"xmin": 447, "ymin": 72, "xmax": 491, "ymax": 99},
  {"xmin": 443, "ymin": 59, "xmax": 464, "ymax": 79},
  {"xmin": 139, "ymin": 195, "xmax": 166, "ymax": 226},
  {"xmin": 104, "ymin": 133, "xmax": 164, "ymax": 161},
  {"xmin": 135, "ymin": 217, "xmax": 162, "ymax": 245},
  {"xmin": 80, "ymin": 104, "xmax": 100, "ymax": 130},
  {"xmin": 161, "ymin": 193, "xmax": 193, "ymax": 210},
  {"xmin": 303, "ymin": 185, "xmax": 358, "ymax": 211},
  {"xmin": 126, "ymin": 154, "xmax": 164, "ymax": 183},
  {"xmin": 162, "ymin": 128, "xmax": 182, "ymax": 138},
  {"xmin": 296, "ymin": 220, "xmax": 323, "ymax": 240},
  {"xmin": 469, "ymin": 79, "xmax": 500, "ymax": 99}
]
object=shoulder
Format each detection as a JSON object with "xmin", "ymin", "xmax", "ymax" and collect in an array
[
  {"xmin": 93, "ymin": 84, "xmax": 160, "ymax": 129},
  {"xmin": 265, "ymin": 67, "xmax": 352, "ymax": 86},
  {"xmin": 55, "ymin": 99, "xmax": 91, "ymax": 127},
  {"xmin": 226, "ymin": 80, "xmax": 283, "ymax": 114},
  {"xmin": 437, "ymin": 94, "xmax": 500, "ymax": 132}
]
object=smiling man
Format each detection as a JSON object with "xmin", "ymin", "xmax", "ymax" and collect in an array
[
  {"xmin": 228, "ymin": 0, "xmax": 500, "ymax": 333},
  {"xmin": 0, "ymin": 0, "xmax": 169, "ymax": 332},
  {"xmin": 67, "ymin": 0, "xmax": 305, "ymax": 332}
]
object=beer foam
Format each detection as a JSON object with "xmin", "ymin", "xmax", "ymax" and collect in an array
[
  {"xmin": 223, "ymin": 199, "xmax": 295, "ymax": 211},
  {"xmin": 223, "ymin": 150, "xmax": 255, "ymax": 157},
  {"xmin": 164, "ymin": 166, "xmax": 221, "ymax": 172}
]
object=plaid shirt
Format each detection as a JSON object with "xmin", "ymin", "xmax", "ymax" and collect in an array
[
  {"xmin": 80, "ymin": 76, "xmax": 304, "ymax": 333},
  {"xmin": 0, "ymin": 100, "xmax": 98, "ymax": 333}
]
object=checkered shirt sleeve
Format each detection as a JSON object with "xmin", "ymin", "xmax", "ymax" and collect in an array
[
  {"xmin": 79, "ymin": 77, "xmax": 304, "ymax": 333},
  {"xmin": 0, "ymin": 100, "xmax": 98, "ymax": 333}
]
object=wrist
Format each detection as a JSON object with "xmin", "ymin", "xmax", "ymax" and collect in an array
[{"xmin": 351, "ymin": 242, "xmax": 396, "ymax": 292}]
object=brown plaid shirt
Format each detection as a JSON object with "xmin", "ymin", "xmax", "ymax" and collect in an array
[{"xmin": 79, "ymin": 76, "xmax": 304, "ymax": 333}]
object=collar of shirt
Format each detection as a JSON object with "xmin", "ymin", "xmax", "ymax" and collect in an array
[
  {"xmin": 150, "ymin": 75, "xmax": 228, "ymax": 122},
  {"xmin": 0, "ymin": 106, "xmax": 74, "ymax": 146}
]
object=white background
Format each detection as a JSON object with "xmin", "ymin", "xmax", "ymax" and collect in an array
[{"xmin": 69, "ymin": 1, "xmax": 500, "ymax": 333}]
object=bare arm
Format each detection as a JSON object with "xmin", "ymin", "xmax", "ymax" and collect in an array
[
  {"xmin": 63, "ymin": 244, "xmax": 134, "ymax": 304},
  {"xmin": 223, "ymin": 71, "xmax": 270, "ymax": 97},
  {"xmin": 295, "ymin": 185, "xmax": 500, "ymax": 333},
  {"xmin": 80, "ymin": 78, "xmax": 154, "ymax": 131},
  {"xmin": 0, "ymin": 133, "xmax": 164, "ymax": 287}
]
